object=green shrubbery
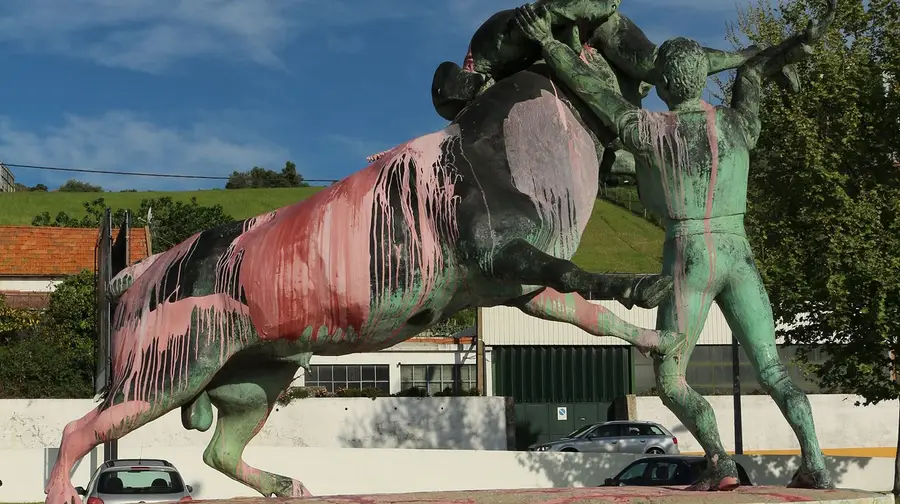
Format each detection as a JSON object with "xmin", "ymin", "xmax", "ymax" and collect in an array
[
  {"xmin": 0, "ymin": 270, "xmax": 96, "ymax": 398},
  {"xmin": 276, "ymin": 385, "xmax": 482, "ymax": 406}
]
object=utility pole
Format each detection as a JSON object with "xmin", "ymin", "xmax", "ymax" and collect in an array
[{"xmin": 732, "ymin": 335, "xmax": 744, "ymax": 455}]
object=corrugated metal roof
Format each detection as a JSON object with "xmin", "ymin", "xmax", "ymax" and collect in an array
[
  {"xmin": 480, "ymin": 299, "xmax": 798, "ymax": 346},
  {"xmin": 479, "ymin": 300, "xmax": 736, "ymax": 346}
]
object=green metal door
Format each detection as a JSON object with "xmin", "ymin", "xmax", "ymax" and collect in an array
[{"xmin": 492, "ymin": 346, "xmax": 634, "ymax": 450}]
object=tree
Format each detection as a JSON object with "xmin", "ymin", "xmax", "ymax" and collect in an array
[
  {"xmin": 58, "ymin": 179, "xmax": 103, "ymax": 192},
  {"xmin": 13, "ymin": 182, "xmax": 48, "ymax": 192},
  {"xmin": 720, "ymin": 0, "xmax": 900, "ymax": 492},
  {"xmin": 0, "ymin": 294, "xmax": 41, "ymax": 342},
  {"xmin": 137, "ymin": 196, "xmax": 234, "ymax": 253},
  {"xmin": 429, "ymin": 308, "xmax": 476, "ymax": 338},
  {"xmin": 0, "ymin": 271, "xmax": 96, "ymax": 398},
  {"xmin": 226, "ymin": 161, "xmax": 309, "ymax": 189},
  {"xmin": 32, "ymin": 196, "xmax": 235, "ymax": 253}
]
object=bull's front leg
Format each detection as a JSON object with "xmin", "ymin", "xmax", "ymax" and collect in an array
[
  {"xmin": 508, "ymin": 288, "xmax": 685, "ymax": 358},
  {"xmin": 490, "ymin": 238, "xmax": 673, "ymax": 309}
]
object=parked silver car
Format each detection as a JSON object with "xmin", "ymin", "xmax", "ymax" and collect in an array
[
  {"xmin": 527, "ymin": 420, "xmax": 680, "ymax": 454},
  {"xmin": 76, "ymin": 458, "xmax": 193, "ymax": 504}
]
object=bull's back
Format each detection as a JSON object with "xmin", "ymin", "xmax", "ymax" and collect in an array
[{"xmin": 233, "ymin": 126, "xmax": 465, "ymax": 349}]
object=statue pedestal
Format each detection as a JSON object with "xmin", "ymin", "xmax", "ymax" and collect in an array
[{"xmin": 214, "ymin": 486, "xmax": 891, "ymax": 504}]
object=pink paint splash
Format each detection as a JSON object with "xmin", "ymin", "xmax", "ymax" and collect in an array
[
  {"xmin": 367, "ymin": 127, "xmax": 462, "ymax": 336},
  {"xmin": 637, "ymin": 110, "xmax": 690, "ymax": 340},
  {"xmin": 230, "ymin": 125, "xmax": 462, "ymax": 348},
  {"xmin": 637, "ymin": 110, "xmax": 689, "ymax": 219},
  {"xmin": 696, "ymin": 100, "xmax": 721, "ymax": 332},
  {"xmin": 579, "ymin": 43, "xmax": 598, "ymax": 64},
  {"xmin": 109, "ymin": 232, "xmax": 232, "ymax": 403},
  {"xmin": 462, "ymin": 46, "xmax": 475, "ymax": 72},
  {"xmin": 503, "ymin": 89, "xmax": 598, "ymax": 258}
]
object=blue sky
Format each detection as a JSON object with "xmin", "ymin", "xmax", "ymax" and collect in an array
[{"xmin": 0, "ymin": 0, "xmax": 753, "ymax": 191}]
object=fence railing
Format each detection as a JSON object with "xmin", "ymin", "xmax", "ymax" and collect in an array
[
  {"xmin": 0, "ymin": 164, "xmax": 14, "ymax": 192},
  {"xmin": 597, "ymin": 185, "xmax": 665, "ymax": 228}
]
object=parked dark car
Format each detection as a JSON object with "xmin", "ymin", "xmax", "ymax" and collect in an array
[{"xmin": 603, "ymin": 455, "xmax": 753, "ymax": 487}]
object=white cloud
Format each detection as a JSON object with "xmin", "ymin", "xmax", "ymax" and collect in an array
[
  {"xmin": 0, "ymin": 112, "xmax": 290, "ymax": 191},
  {"xmin": 0, "ymin": 0, "xmax": 299, "ymax": 72},
  {"xmin": 0, "ymin": 0, "xmax": 514, "ymax": 72}
]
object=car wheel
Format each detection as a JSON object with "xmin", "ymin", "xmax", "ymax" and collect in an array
[
  {"xmin": 561, "ymin": 448, "xmax": 579, "ymax": 453},
  {"xmin": 646, "ymin": 448, "xmax": 664, "ymax": 455}
]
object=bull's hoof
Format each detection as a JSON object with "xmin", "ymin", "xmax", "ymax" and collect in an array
[
  {"xmin": 627, "ymin": 274, "xmax": 674, "ymax": 309},
  {"xmin": 788, "ymin": 466, "xmax": 834, "ymax": 489},
  {"xmin": 685, "ymin": 457, "xmax": 740, "ymax": 491},
  {"xmin": 45, "ymin": 482, "xmax": 82, "ymax": 504}
]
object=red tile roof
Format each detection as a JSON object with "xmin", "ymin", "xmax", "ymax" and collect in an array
[{"xmin": 0, "ymin": 226, "xmax": 151, "ymax": 277}]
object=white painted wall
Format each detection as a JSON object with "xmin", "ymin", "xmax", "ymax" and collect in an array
[
  {"xmin": 0, "ymin": 277, "xmax": 61, "ymax": 292},
  {"xmin": 634, "ymin": 394, "xmax": 898, "ymax": 454},
  {"xmin": 0, "ymin": 398, "xmax": 509, "ymax": 454},
  {"xmin": 0, "ymin": 448, "xmax": 891, "ymax": 502}
]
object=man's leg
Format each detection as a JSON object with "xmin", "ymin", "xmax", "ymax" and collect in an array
[
  {"xmin": 717, "ymin": 238, "xmax": 833, "ymax": 489},
  {"xmin": 653, "ymin": 235, "xmax": 739, "ymax": 490}
]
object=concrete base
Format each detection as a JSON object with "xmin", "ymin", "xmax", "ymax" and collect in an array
[{"xmin": 206, "ymin": 487, "xmax": 892, "ymax": 504}]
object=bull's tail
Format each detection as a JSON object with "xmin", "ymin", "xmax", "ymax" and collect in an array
[{"xmin": 107, "ymin": 253, "xmax": 162, "ymax": 301}]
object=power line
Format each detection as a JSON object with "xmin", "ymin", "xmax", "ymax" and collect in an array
[{"xmin": 2, "ymin": 162, "xmax": 339, "ymax": 183}]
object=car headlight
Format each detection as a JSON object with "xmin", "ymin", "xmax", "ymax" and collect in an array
[{"xmin": 534, "ymin": 445, "xmax": 552, "ymax": 451}]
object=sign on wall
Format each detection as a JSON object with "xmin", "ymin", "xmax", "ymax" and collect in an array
[{"xmin": 556, "ymin": 406, "xmax": 568, "ymax": 421}]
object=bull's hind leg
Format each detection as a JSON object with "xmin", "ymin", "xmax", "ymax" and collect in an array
[
  {"xmin": 203, "ymin": 360, "xmax": 309, "ymax": 498},
  {"xmin": 45, "ymin": 386, "xmax": 210, "ymax": 504}
]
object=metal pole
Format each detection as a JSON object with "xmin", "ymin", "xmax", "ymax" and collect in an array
[{"xmin": 732, "ymin": 335, "xmax": 743, "ymax": 455}]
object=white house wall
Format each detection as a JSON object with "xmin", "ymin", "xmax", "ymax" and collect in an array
[
  {"xmin": 0, "ymin": 276, "xmax": 61, "ymax": 292},
  {"xmin": 479, "ymin": 301, "xmax": 793, "ymax": 346}
]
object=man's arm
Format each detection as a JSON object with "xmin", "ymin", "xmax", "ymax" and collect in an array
[
  {"xmin": 591, "ymin": 13, "xmax": 762, "ymax": 83},
  {"xmin": 539, "ymin": 38, "xmax": 647, "ymax": 150},
  {"xmin": 730, "ymin": 66, "xmax": 763, "ymax": 150},
  {"xmin": 513, "ymin": 6, "xmax": 647, "ymax": 153}
]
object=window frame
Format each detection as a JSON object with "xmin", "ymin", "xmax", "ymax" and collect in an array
[
  {"xmin": 399, "ymin": 364, "xmax": 476, "ymax": 395},
  {"xmin": 305, "ymin": 364, "xmax": 390, "ymax": 393}
]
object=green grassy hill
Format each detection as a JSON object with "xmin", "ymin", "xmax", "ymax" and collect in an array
[{"xmin": 0, "ymin": 188, "xmax": 664, "ymax": 272}]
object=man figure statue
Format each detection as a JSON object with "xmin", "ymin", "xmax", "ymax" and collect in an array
[
  {"xmin": 428, "ymin": 0, "xmax": 783, "ymax": 179},
  {"xmin": 515, "ymin": 0, "xmax": 836, "ymax": 491}
]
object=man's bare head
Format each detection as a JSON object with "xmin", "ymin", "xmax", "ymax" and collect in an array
[
  {"xmin": 654, "ymin": 37, "xmax": 709, "ymax": 108},
  {"xmin": 534, "ymin": 0, "xmax": 621, "ymax": 23}
]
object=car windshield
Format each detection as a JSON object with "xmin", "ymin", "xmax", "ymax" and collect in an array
[
  {"xmin": 97, "ymin": 469, "xmax": 184, "ymax": 495},
  {"xmin": 565, "ymin": 424, "xmax": 597, "ymax": 438}
]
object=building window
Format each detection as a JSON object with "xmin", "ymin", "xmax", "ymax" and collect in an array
[
  {"xmin": 305, "ymin": 365, "xmax": 390, "ymax": 393},
  {"xmin": 400, "ymin": 364, "xmax": 476, "ymax": 395},
  {"xmin": 633, "ymin": 345, "xmax": 834, "ymax": 396}
]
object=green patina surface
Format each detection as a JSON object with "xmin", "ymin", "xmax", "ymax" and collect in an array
[{"xmin": 514, "ymin": 0, "xmax": 837, "ymax": 490}]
